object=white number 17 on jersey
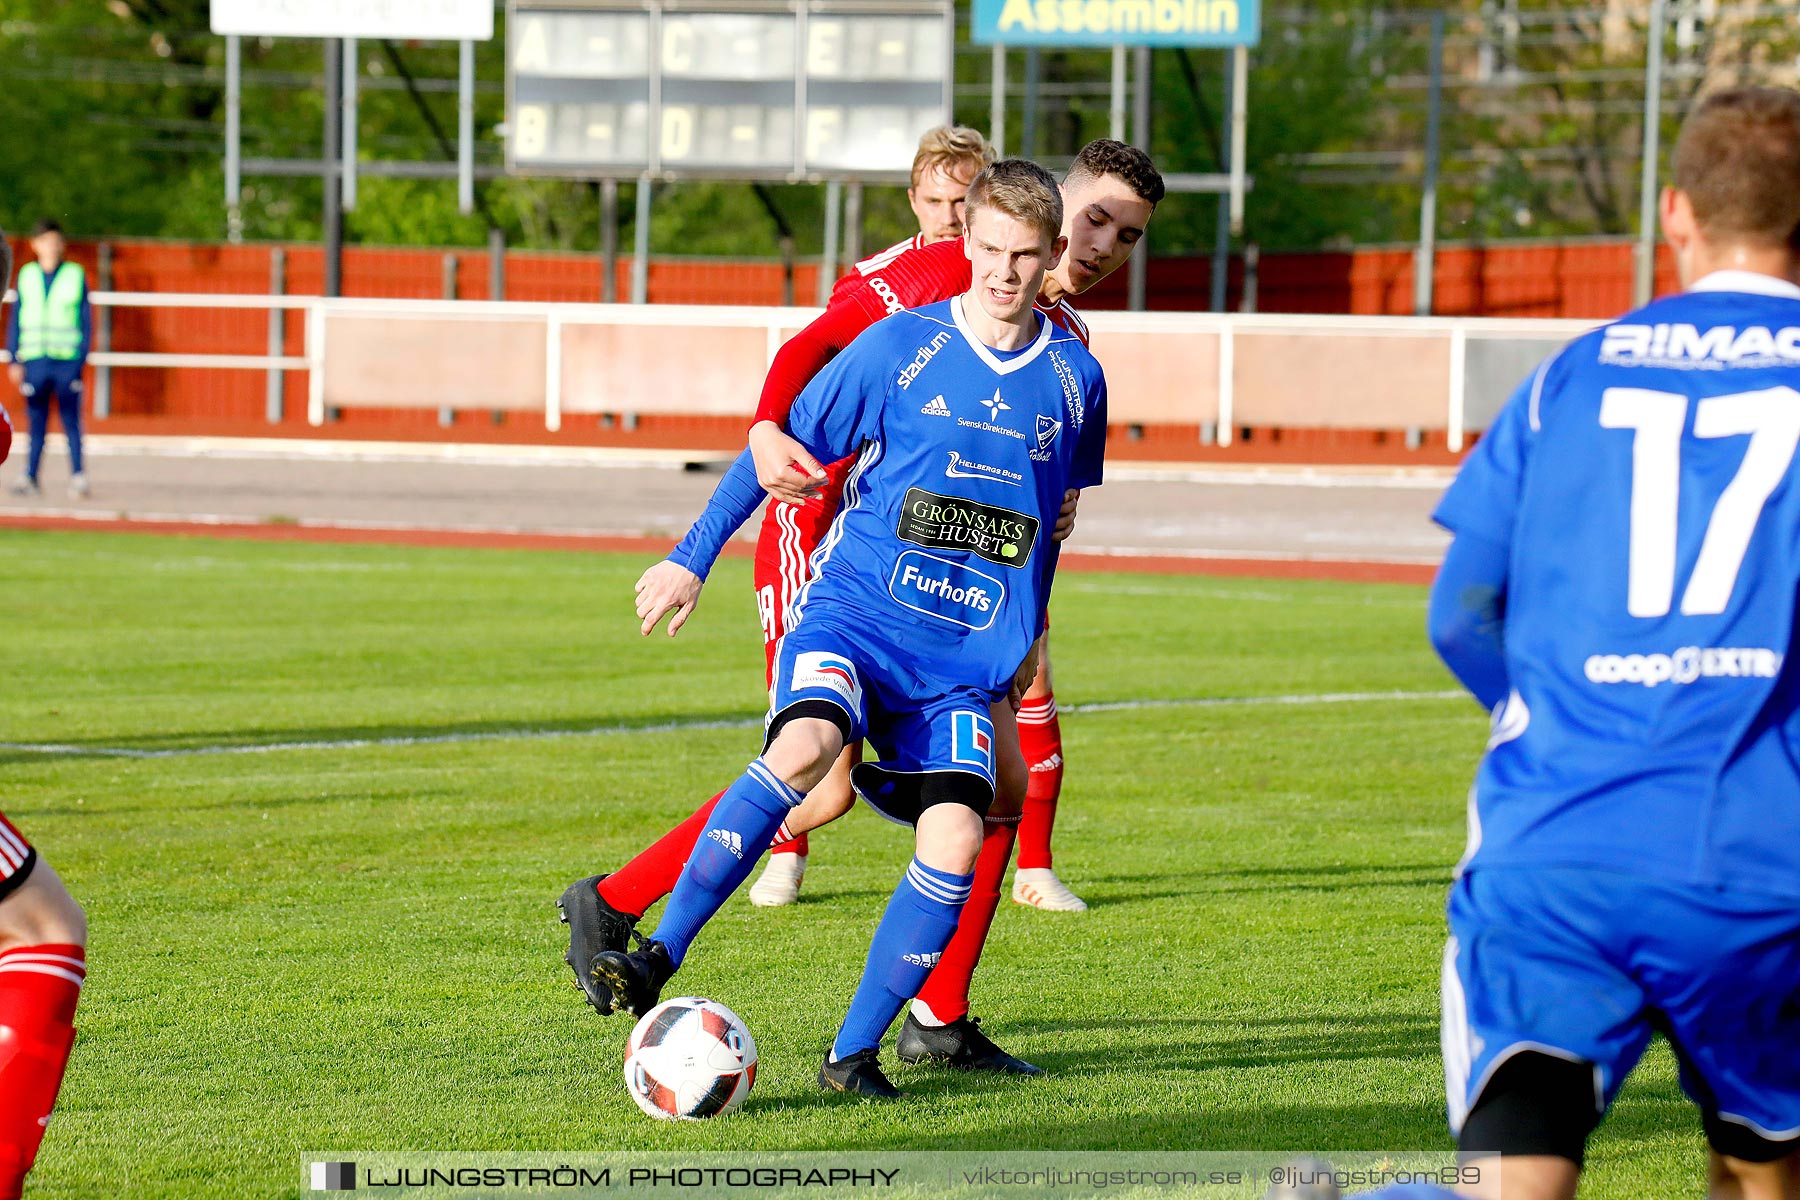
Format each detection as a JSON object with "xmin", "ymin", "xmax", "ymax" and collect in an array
[{"xmin": 1600, "ymin": 385, "xmax": 1800, "ymax": 618}]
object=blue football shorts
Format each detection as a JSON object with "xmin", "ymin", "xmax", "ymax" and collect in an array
[
  {"xmin": 768, "ymin": 617, "xmax": 998, "ymax": 821},
  {"xmin": 1441, "ymin": 865, "xmax": 1800, "ymax": 1147}
]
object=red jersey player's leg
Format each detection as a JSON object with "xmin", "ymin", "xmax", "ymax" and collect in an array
[
  {"xmin": 897, "ymin": 701, "xmax": 1042, "ymax": 1074},
  {"xmin": 1012, "ymin": 633, "xmax": 1085, "ymax": 912},
  {"xmin": 0, "ymin": 812, "xmax": 87, "ymax": 1200},
  {"xmin": 586, "ymin": 490, "xmax": 828, "ymax": 922},
  {"xmin": 564, "ymin": 479, "xmax": 856, "ymax": 1011},
  {"xmin": 748, "ymin": 476, "xmax": 852, "ymax": 907}
]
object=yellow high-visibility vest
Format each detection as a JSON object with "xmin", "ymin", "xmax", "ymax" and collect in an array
[{"xmin": 15, "ymin": 262, "xmax": 86, "ymax": 362}]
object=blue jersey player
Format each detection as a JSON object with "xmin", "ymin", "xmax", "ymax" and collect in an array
[
  {"xmin": 1361, "ymin": 87, "xmax": 1800, "ymax": 1200},
  {"xmin": 588, "ymin": 160, "xmax": 1108, "ymax": 1098}
]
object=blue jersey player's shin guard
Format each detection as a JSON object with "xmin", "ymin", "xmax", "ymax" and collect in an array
[{"xmin": 831, "ymin": 858, "xmax": 973, "ymax": 1061}]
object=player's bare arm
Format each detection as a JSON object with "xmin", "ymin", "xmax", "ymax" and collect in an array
[{"xmin": 634, "ymin": 559, "xmax": 703, "ymax": 638}]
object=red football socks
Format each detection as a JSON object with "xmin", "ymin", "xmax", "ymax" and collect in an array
[
  {"xmin": 0, "ymin": 943, "xmax": 85, "ymax": 1200},
  {"xmin": 911, "ymin": 819, "xmax": 1017, "ymax": 1025},
  {"xmin": 596, "ymin": 793, "xmax": 722, "ymax": 918},
  {"xmin": 770, "ymin": 832, "xmax": 808, "ymax": 857},
  {"xmin": 1015, "ymin": 693, "xmax": 1064, "ymax": 870}
]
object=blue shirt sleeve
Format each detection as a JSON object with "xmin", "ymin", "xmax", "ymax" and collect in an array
[
  {"xmin": 666, "ymin": 448, "xmax": 765, "ymax": 580},
  {"xmin": 1070, "ymin": 371, "xmax": 1106, "ymax": 490},
  {"xmin": 1427, "ymin": 530, "xmax": 1511, "ymax": 710},
  {"xmin": 784, "ymin": 323, "xmax": 896, "ymax": 464},
  {"xmin": 1433, "ymin": 360, "xmax": 1546, "ymax": 545}
]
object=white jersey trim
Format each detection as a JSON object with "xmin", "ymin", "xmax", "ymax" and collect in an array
[
  {"xmin": 949, "ymin": 295, "xmax": 1055, "ymax": 376},
  {"xmin": 855, "ymin": 235, "xmax": 924, "ymax": 276},
  {"xmin": 1689, "ymin": 270, "xmax": 1800, "ymax": 300}
]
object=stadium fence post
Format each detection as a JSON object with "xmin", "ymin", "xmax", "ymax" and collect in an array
[
  {"xmin": 95, "ymin": 243, "xmax": 112, "ymax": 419},
  {"xmin": 439, "ymin": 252, "xmax": 456, "ymax": 426},
  {"xmin": 1447, "ymin": 324, "xmax": 1467, "ymax": 453},
  {"xmin": 546, "ymin": 312, "xmax": 563, "ymax": 432},
  {"xmin": 1217, "ymin": 319, "xmax": 1234, "ymax": 447},
  {"xmin": 266, "ymin": 246, "xmax": 285, "ymax": 423},
  {"xmin": 489, "ymin": 227, "xmax": 506, "ymax": 301},
  {"xmin": 306, "ymin": 302, "xmax": 326, "ymax": 426}
]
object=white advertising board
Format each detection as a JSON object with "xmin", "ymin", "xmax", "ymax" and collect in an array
[{"xmin": 211, "ymin": 0, "xmax": 495, "ymax": 41}]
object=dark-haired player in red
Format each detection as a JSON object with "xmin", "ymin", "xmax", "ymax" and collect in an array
[
  {"xmin": 0, "ymin": 229, "xmax": 90, "ymax": 1200},
  {"xmin": 561, "ymin": 140, "xmax": 1162, "ymax": 1073}
]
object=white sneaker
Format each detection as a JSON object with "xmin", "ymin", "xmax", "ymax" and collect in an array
[
  {"xmin": 69, "ymin": 472, "xmax": 89, "ymax": 499},
  {"xmin": 748, "ymin": 853, "xmax": 806, "ymax": 907},
  {"xmin": 9, "ymin": 477, "xmax": 38, "ymax": 497},
  {"xmin": 1012, "ymin": 867, "xmax": 1088, "ymax": 912}
]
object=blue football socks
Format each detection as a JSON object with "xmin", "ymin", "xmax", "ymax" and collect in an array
[
  {"xmin": 831, "ymin": 858, "xmax": 974, "ymax": 1061},
  {"xmin": 650, "ymin": 759, "xmax": 801, "ymax": 966}
]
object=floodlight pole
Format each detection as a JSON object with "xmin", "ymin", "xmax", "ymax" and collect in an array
[
  {"xmin": 342, "ymin": 38, "xmax": 359, "ymax": 211},
  {"xmin": 1021, "ymin": 49, "xmax": 1040, "ymax": 157},
  {"xmin": 1211, "ymin": 49, "xmax": 1234, "ymax": 313},
  {"xmin": 458, "ymin": 40, "xmax": 476, "ymax": 214},
  {"xmin": 1228, "ymin": 44, "xmax": 1247, "ymax": 234},
  {"xmin": 1414, "ymin": 11, "xmax": 1444, "ymax": 316},
  {"xmin": 1633, "ymin": 0, "xmax": 1668, "ymax": 307},
  {"xmin": 225, "ymin": 33, "xmax": 242, "ymax": 238},
  {"xmin": 1127, "ymin": 45, "xmax": 1151, "ymax": 311},
  {"xmin": 818, "ymin": 179, "xmax": 843, "ymax": 306},
  {"xmin": 844, "ymin": 181, "xmax": 864, "ymax": 267},
  {"xmin": 600, "ymin": 179, "xmax": 619, "ymax": 303},
  {"xmin": 1109, "ymin": 45, "xmax": 1126, "ymax": 141},
  {"xmin": 990, "ymin": 45, "xmax": 1006, "ymax": 155},
  {"xmin": 631, "ymin": 174, "xmax": 651, "ymax": 304},
  {"xmin": 323, "ymin": 37, "xmax": 344, "ymax": 297}
]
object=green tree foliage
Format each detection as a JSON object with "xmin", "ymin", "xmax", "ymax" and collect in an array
[{"xmin": 11, "ymin": 2, "xmax": 1791, "ymax": 259}]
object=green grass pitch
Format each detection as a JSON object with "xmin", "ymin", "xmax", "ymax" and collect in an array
[{"xmin": 1, "ymin": 529, "xmax": 1702, "ymax": 1197}]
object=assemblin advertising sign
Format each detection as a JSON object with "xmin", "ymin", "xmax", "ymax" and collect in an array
[{"xmin": 971, "ymin": 0, "xmax": 1259, "ymax": 47}]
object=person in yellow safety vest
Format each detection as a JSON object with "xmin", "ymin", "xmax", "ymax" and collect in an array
[{"xmin": 5, "ymin": 220, "xmax": 91, "ymax": 498}]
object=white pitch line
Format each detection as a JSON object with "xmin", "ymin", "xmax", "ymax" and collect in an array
[
  {"xmin": 1069, "ymin": 689, "xmax": 1464, "ymax": 714},
  {"xmin": 0, "ymin": 690, "xmax": 1465, "ymax": 761}
]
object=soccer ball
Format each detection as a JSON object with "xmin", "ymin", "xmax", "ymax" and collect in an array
[{"xmin": 623, "ymin": 997, "xmax": 757, "ymax": 1120}]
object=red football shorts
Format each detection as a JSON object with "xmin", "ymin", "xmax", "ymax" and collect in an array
[
  {"xmin": 751, "ymin": 459, "xmax": 852, "ymax": 687},
  {"xmin": 0, "ymin": 811, "xmax": 38, "ymax": 902}
]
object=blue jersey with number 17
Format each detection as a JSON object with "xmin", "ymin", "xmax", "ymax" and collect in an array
[
  {"xmin": 782, "ymin": 296, "xmax": 1106, "ymax": 703},
  {"xmin": 1435, "ymin": 272, "xmax": 1800, "ymax": 899}
]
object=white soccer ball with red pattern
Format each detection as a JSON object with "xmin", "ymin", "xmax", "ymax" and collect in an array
[{"xmin": 623, "ymin": 997, "xmax": 757, "ymax": 1120}]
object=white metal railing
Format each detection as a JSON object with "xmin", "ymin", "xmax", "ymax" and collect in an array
[{"xmin": 0, "ymin": 291, "xmax": 1602, "ymax": 452}]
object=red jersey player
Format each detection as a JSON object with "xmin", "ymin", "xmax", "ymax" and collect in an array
[
  {"xmin": 561, "ymin": 140, "xmax": 1162, "ymax": 1074},
  {"xmin": 0, "ymin": 232, "xmax": 90, "ymax": 1200}
]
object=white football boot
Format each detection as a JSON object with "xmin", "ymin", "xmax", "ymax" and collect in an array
[
  {"xmin": 1011, "ymin": 867, "xmax": 1088, "ymax": 912},
  {"xmin": 748, "ymin": 853, "xmax": 806, "ymax": 907}
]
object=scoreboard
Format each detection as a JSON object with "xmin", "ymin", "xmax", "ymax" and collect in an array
[{"xmin": 506, "ymin": 0, "xmax": 954, "ymax": 180}]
